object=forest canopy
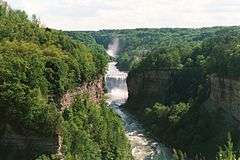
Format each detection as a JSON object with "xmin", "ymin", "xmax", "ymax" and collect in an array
[
  {"xmin": 0, "ymin": 2, "xmax": 134, "ymax": 160},
  {"xmin": 0, "ymin": 0, "xmax": 108, "ymax": 146},
  {"xmin": 91, "ymin": 27, "xmax": 240, "ymax": 72}
]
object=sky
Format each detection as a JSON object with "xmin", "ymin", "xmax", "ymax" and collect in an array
[{"xmin": 4, "ymin": 0, "xmax": 240, "ymax": 31}]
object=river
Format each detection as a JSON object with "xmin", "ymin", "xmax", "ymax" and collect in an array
[{"xmin": 105, "ymin": 61, "xmax": 172, "ymax": 160}]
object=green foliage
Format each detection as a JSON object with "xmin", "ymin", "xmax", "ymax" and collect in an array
[
  {"xmin": 62, "ymin": 97, "xmax": 133, "ymax": 160},
  {"xmin": 203, "ymin": 29, "xmax": 240, "ymax": 77},
  {"xmin": 0, "ymin": 3, "xmax": 133, "ymax": 160},
  {"xmin": 65, "ymin": 31, "xmax": 108, "ymax": 76},
  {"xmin": 145, "ymin": 103, "xmax": 170, "ymax": 120},
  {"xmin": 173, "ymin": 149, "xmax": 187, "ymax": 160},
  {"xmin": 144, "ymin": 102, "xmax": 190, "ymax": 135},
  {"xmin": 136, "ymin": 48, "xmax": 182, "ymax": 70},
  {"xmin": 122, "ymin": 27, "xmax": 240, "ymax": 159},
  {"xmin": 134, "ymin": 94, "xmax": 239, "ymax": 159},
  {"xmin": 0, "ymin": 42, "xmax": 63, "ymax": 136},
  {"xmin": 217, "ymin": 134, "xmax": 240, "ymax": 160},
  {"xmin": 0, "ymin": 3, "xmax": 108, "ymax": 137},
  {"xmin": 168, "ymin": 103, "xmax": 190, "ymax": 124},
  {"xmin": 92, "ymin": 27, "xmax": 237, "ymax": 70}
]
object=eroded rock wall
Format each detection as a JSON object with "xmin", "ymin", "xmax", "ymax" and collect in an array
[
  {"xmin": 127, "ymin": 69, "xmax": 240, "ymax": 123},
  {"xmin": 60, "ymin": 77, "xmax": 104, "ymax": 110},
  {"xmin": 126, "ymin": 70, "xmax": 173, "ymax": 107},
  {"xmin": 209, "ymin": 75, "xmax": 240, "ymax": 122}
]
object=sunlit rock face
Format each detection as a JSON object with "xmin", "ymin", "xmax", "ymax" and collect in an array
[{"xmin": 60, "ymin": 78, "xmax": 104, "ymax": 110}]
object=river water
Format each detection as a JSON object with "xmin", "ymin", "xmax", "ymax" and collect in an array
[{"xmin": 105, "ymin": 62, "xmax": 172, "ymax": 160}]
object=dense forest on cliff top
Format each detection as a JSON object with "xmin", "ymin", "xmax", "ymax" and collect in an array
[
  {"xmin": 90, "ymin": 27, "xmax": 240, "ymax": 71},
  {"xmin": 0, "ymin": 3, "xmax": 133, "ymax": 160}
]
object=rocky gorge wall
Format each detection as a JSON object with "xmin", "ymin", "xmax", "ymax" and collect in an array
[
  {"xmin": 60, "ymin": 77, "xmax": 104, "ymax": 111},
  {"xmin": 127, "ymin": 69, "xmax": 240, "ymax": 123},
  {"xmin": 207, "ymin": 75, "xmax": 240, "ymax": 122},
  {"xmin": 126, "ymin": 70, "xmax": 174, "ymax": 108},
  {"xmin": 0, "ymin": 78, "xmax": 105, "ymax": 160}
]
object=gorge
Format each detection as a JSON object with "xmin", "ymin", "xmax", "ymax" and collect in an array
[
  {"xmin": 1, "ymin": 1, "xmax": 240, "ymax": 159},
  {"xmin": 104, "ymin": 41, "xmax": 172, "ymax": 159},
  {"xmin": 90, "ymin": 29, "xmax": 240, "ymax": 159}
]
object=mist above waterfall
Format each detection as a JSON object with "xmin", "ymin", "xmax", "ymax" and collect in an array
[{"xmin": 107, "ymin": 38, "xmax": 119, "ymax": 58}]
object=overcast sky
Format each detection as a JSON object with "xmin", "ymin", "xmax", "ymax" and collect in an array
[{"xmin": 4, "ymin": 0, "xmax": 240, "ymax": 31}]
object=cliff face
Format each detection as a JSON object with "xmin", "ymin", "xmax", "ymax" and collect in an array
[
  {"xmin": 0, "ymin": 131, "xmax": 59, "ymax": 160},
  {"xmin": 208, "ymin": 75, "xmax": 240, "ymax": 122},
  {"xmin": 127, "ymin": 69, "xmax": 240, "ymax": 123},
  {"xmin": 126, "ymin": 70, "xmax": 173, "ymax": 107},
  {"xmin": 0, "ymin": 78, "xmax": 104, "ymax": 160},
  {"xmin": 60, "ymin": 77, "xmax": 104, "ymax": 110}
]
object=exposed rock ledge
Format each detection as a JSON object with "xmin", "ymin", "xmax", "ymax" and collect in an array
[{"xmin": 60, "ymin": 77, "xmax": 104, "ymax": 111}]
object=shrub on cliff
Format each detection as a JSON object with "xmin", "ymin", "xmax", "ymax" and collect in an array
[
  {"xmin": 144, "ymin": 102, "xmax": 190, "ymax": 136},
  {"xmin": 217, "ymin": 134, "xmax": 240, "ymax": 160}
]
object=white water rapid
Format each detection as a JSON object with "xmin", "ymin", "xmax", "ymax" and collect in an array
[{"xmin": 105, "ymin": 41, "xmax": 172, "ymax": 160}]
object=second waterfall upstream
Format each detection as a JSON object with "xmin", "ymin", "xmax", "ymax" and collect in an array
[{"xmin": 105, "ymin": 62, "xmax": 172, "ymax": 160}]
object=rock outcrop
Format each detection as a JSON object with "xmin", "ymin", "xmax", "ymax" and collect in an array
[
  {"xmin": 127, "ymin": 69, "xmax": 240, "ymax": 124},
  {"xmin": 208, "ymin": 75, "xmax": 240, "ymax": 122},
  {"xmin": 0, "ymin": 133, "xmax": 59, "ymax": 160},
  {"xmin": 127, "ymin": 70, "xmax": 173, "ymax": 106},
  {"xmin": 60, "ymin": 77, "xmax": 104, "ymax": 111}
]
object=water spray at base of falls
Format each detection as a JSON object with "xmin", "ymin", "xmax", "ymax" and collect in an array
[{"xmin": 105, "ymin": 62, "xmax": 172, "ymax": 160}]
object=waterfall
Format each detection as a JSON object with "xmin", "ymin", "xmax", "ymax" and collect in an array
[
  {"xmin": 105, "ymin": 62, "xmax": 128, "ymax": 104},
  {"xmin": 105, "ymin": 40, "xmax": 172, "ymax": 160}
]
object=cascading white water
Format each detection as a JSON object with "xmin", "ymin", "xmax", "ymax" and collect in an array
[
  {"xmin": 105, "ymin": 62, "xmax": 128, "ymax": 104},
  {"xmin": 105, "ymin": 40, "xmax": 172, "ymax": 160}
]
